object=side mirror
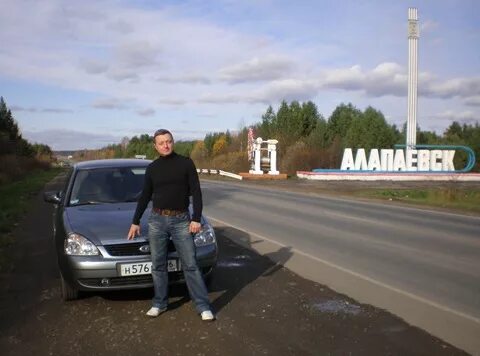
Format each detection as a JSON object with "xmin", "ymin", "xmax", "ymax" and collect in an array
[{"xmin": 44, "ymin": 191, "xmax": 62, "ymax": 204}]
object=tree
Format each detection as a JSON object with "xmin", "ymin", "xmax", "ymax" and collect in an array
[
  {"xmin": 442, "ymin": 121, "xmax": 480, "ymax": 171},
  {"xmin": 417, "ymin": 130, "xmax": 441, "ymax": 145},
  {"xmin": 305, "ymin": 118, "xmax": 328, "ymax": 149},
  {"xmin": 174, "ymin": 141, "xmax": 195, "ymax": 157},
  {"xmin": 125, "ymin": 134, "xmax": 156, "ymax": 159},
  {"xmin": 0, "ymin": 97, "xmax": 20, "ymax": 140},
  {"xmin": 32, "ymin": 143, "xmax": 54, "ymax": 160},
  {"xmin": 326, "ymin": 103, "xmax": 362, "ymax": 145},
  {"xmin": 212, "ymin": 135, "xmax": 228, "ymax": 156},
  {"xmin": 299, "ymin": 101, "xmax": 320, "ymax": 137},
  {"xmin": 190, "ymin": 140, "xmax": 208, "ymax": 165},
  {"xmin": 344, "ymin": 107, "xmax": 397, "ymax": 153},
  {"xmin": 444, "ymin": 121, "xmax": 463, "ymax": 144},
  {"xmin": 259, "ymin": 105, "xmax": 276, "ymax": 139},
  {"xmin": 204, "ymin": 132, "xmax": 223, "ymax": 157},
  {"xmin": 0, "ymin": 96, "xmax": 33, "ymax": 156}
]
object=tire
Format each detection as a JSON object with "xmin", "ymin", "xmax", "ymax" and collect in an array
[{"xmin": 60, "ymin": 274, "xmax": 79, "ymax": 301}]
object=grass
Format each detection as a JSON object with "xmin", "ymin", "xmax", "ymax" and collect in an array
[
  {"xmin": 0, "ymin": 167, "xmax": 64, "ymax": 271},
  {"xmin": 354, "ymin": 188, "xmax": 480, "ymax": 214}
]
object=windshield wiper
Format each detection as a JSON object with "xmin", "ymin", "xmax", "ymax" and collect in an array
[
  {"xmin": 72, "ymin": 201, "xmax": 103, "ymax": 206},
  {"xmin": 72, "ymin": 200, "xmax": 118, "ymax": 206}
]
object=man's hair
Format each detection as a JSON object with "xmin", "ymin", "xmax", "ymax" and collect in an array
[{"xmin": 153, "ymin": 129, "xmax": 173, "ymax": 141}]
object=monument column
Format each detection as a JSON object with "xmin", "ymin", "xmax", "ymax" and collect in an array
[{"xmin": 407, "ymin": 7, "xmax": 419, "ymax": 150}]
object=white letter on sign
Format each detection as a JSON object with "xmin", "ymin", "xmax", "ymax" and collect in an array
[
  {"xmin": 417, "ymin": 150, "xmax": 430, "ymax": 171},
  {"xmin": 442, "ymin": 150, "xmax": 456, "ymax": 171},
  {"xmin": 430, "ymin": 150, "xmax": 442, "ymax": 171},
  {"xmin": 354, "ymin": 149, "xmax": 368, "ymax": 170},
  {"xmin": 393, "ymin": 149, "xmax": 406, "ymax": 171},
  {"xmin": 406, "ymin": 149, "xmax": 418, "ymax": 171},
  {"xmin": 340, "ymin": 148, "xmax": 355, "ymax": 170},
  {"xmin": 381, "ymin": 149, "xmax": 394, "ymax": 171},
  {"xmin": 368, "ymin": 149, "xmax": 381, "ymax": 171}
]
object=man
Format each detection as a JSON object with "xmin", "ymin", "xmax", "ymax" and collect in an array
[{"xmin": 127, "ymin": 129, "xmax": 214, "ymax": 321}]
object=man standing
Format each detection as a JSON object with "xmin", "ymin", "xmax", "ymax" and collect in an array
[{"xmin": 127, "ymin": 129, "xmax": 214, "ymax": 321}]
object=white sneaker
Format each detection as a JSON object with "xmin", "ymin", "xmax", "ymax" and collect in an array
[
  {"xmin": 146, "ymin": 307, "xmax": 166, "ymax": 317},
  {"xmin": 201, "ymin": 310, "xmax": 215, "ymax": 321}
]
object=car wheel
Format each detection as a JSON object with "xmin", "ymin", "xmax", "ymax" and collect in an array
[{"xmin": 60, "ymin": 274, "xmax": 79, "ymax": 301}]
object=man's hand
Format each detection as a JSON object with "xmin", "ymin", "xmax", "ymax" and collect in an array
[
  {"xmin": 189, "ymin": 221, "xmax": 201, "ymax": 234},
  {"xmin": 127, "ymin": 224, "xmax": 141, "ymax": 240}
]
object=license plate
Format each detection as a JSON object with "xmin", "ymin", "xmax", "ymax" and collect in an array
[{"xmin": 119, "ymin": 260, "xmax": 180, "ymax": 276}]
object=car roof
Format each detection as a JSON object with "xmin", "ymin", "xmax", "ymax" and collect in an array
[{"xmin": 74, "ymin": 159, "xmax": 152, "ymax": 170}]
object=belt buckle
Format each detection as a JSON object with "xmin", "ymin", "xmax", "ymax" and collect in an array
[{"xmin": 164, "ymin": 209, "xmax": 172, "ymax": 216}]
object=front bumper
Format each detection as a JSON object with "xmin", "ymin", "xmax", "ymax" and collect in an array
[{"xmin": 59, "ymin": 243, "xmax": 217, "ymax": 291}]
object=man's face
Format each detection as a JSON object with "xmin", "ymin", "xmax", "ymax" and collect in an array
[{"xmin": 154, "ymin": 133, "xmax": 174, "ymax": 156}]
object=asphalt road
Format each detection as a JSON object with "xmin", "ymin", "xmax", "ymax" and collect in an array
[
  {"xmin": 0, "ymin": 175, "xmax": 473, "ymax": 355},
  {"xmin": 201, "ymin": 179, "xmax": 480, "ymax": 354}
]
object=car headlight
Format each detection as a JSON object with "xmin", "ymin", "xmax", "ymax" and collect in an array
[
  {"xmin": 194, "ymin": 225, "xmax": 216, "ymax": 247},
  {"xmin": 65, "ymin": 233, "xmax": 100, "ymax": 256}
]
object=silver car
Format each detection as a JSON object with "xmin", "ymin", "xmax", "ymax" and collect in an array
[{"xmin": 44, "ymin": 159, "xmax": 217, "ymax": 301}]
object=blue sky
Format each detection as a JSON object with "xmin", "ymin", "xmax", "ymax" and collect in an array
[{"xmin": 1, "ymin": 0, "xmax": 479, "ymax": 150}]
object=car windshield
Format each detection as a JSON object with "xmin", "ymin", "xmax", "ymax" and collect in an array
[{"xmin": 69, "ymin": 167, "xmax": 146, "ymax": 206}]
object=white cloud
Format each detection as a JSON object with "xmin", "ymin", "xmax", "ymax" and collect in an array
[
  {"xmin": 106, "ymin": 68, "xmax": 139, "ymax": 82},
  {"xmin": 23, "ymin": 129, "xmax": 123, "ymax": 151},
  {"xmin": 80, "ymin": 60, "xmax": 108, "ymax": 74},
  {"xmin": 106, "ymin": 19, "xmax": 134, "ymax": 34},
  {"xmin": 320, "ymin": 63, "xmax": 406, "ymax": 97},
  {"xmin": 158, "ymin": 98, "xmax": 188, "ymax": 106},
  {"xmin": 323, "ymin": 65, "xmax": 365, "ymax": 90},
  {"xmin": 113, "ymin": 41, "xmax": 162, "ymax": 69},
  {"xmin": 11, "ymin": 105, "xmax": 73, "ymax": 113},
  {"xmin": 91, "ymin": 98, "xmax": 130, "ymax": 110},
  {"xmin": 317, "ymin": 63, "xmax": 480, "ymax": 101},
  {"xmin": 156, "ymin": 75, "xmax": 211, "ymax": 85},
  {"xmin": 257, "ymin": 79, "xmax": 318, "ymax": 103},
  {"xmin": 420, "ymin": 20, "xmax": 439, "ymax": 33},
  {"xmin": 197, "ymin": 79, "xmax": 318, "ymax": 105},
  {"xmin": 137, "ymin": 108, "xmax": 155, "ymax": 116},
  {"xmin": 435, "ymin": 110, "xmax": 479, "ymax": 125},
  {"xmin": 423, "ymin": 77, "xmax": 480, "ymax": 99},
  {"xmin": 42, "ymin": 108, "xmax": 75, "ymax": 114},
  {"xmin": 197, "ymin": 93, "xmax": 250, "ymax": 104},
  {"xmin": 219, "ymin": 56, "xmax": 295, "ymax": 83},
  {"xmin": 465, "ymin": 96, "xmax": 480, "ymax": 107}
]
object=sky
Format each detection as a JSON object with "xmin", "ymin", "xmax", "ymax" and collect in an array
[{"xmin": 1, "ymin": 0, "xmax": 479, "ymax": 151}]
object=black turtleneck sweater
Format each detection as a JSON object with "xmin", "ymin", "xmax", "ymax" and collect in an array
[{"xmin": 132, "ymin": 152, "xmax": 202, "ymax": 224}]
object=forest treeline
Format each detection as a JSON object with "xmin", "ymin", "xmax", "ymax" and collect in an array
[
  {"xmin": 0, "ymin": 97, "xmax": 55, "ymax": 184},
  {"xmin": 78, "ymin": 100, "xmax": 480, "ymax": 174}
]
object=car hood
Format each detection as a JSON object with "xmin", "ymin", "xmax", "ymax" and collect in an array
[{"xmin": 64, "ymin": 203, "xmax": 151, "ymax": 245}]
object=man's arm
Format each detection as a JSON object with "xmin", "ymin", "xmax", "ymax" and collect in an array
[
  {"xmin": 128, "ymin": 165, "xmax": 153, "ymax": 239},
  {"xmin": 187, "ymin": 158, "xmax": 202, "ymax": 233}
]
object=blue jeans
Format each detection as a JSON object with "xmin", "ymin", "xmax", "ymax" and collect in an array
[{"xmin": 148, "ymin": 211, "xmax": 211, "ymax": 313}]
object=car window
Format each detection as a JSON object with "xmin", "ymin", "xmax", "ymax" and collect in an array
[{"xmin": 69, "ymin": 167, "xmax": 146, "ymax": 205}]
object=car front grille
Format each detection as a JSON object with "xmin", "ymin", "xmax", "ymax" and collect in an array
[
  {"xmin": 79, "ymin": 271, "xmax": 185, "ymax": 287},
  {"xmin": 78, "ymin": 268, "xmax": 211, "ymax": 288},
  {"xmin": 103, "ymin": 241, "xmax": 176, "ymax": 256}
]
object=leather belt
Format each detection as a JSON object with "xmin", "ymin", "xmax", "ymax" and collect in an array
[{"xmin": 152, "ymin": 208, "xmax": 187, "ymax": 216}]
